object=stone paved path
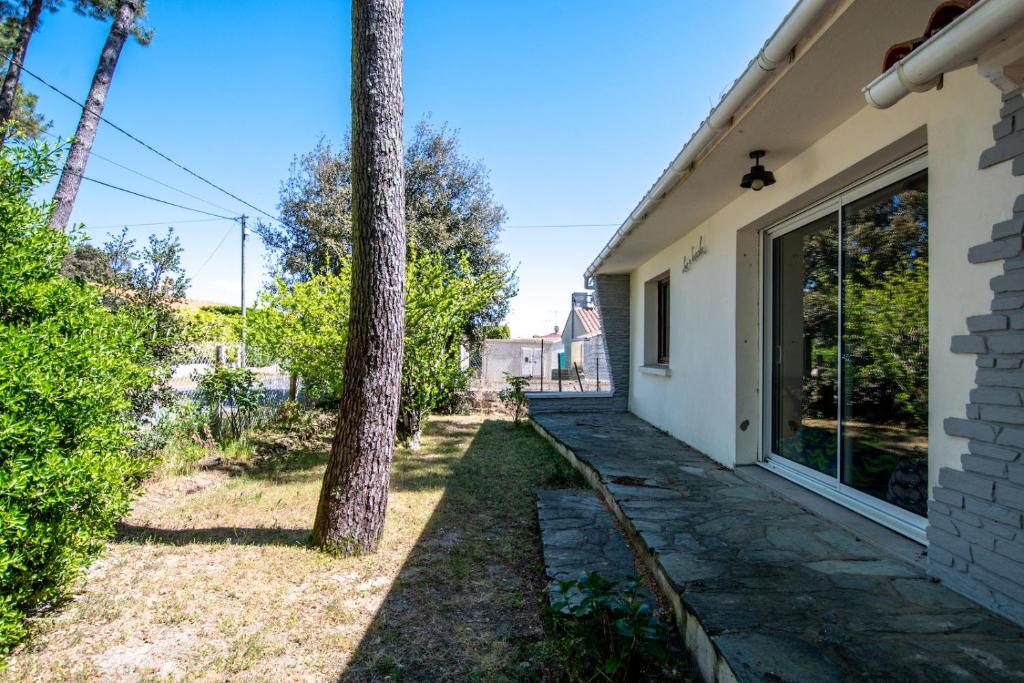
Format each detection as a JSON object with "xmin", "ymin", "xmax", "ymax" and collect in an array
[
  {"xmin": 536, "ymin": 489, "xmax": 653, "ymax": 606},
  {"xmin": 532, "ymin": 411, "xmax": 1024, "ymax": 683}
]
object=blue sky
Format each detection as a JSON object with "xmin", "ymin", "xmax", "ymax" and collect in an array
[{"xmin": 27, "ymin": 0, "xmax": 793, "ymax": 336}]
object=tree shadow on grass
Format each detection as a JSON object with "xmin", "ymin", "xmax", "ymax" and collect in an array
[{"xmin": 338, "ymin": 418, "xmax": 583, "ymax": 682}]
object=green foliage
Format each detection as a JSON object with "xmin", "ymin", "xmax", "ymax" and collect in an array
[
  {"xmin": 193, "ymin": 366, "xmax": 262, "ymax": 444},
  {"xmin": 255, "ymin": 119, "xmax": 517, "ymax": 328},
  {"xmin": 181, "ymin": 305, "xmax": 242, "ymax": 344},
  {"xmin": 251, "ymin": 249, "xmax": 508, "ymax": 443},
  {"xmin": 483, "ymin": 323, "xmax": 510, "ymax": 339},
  {"xmin": 0, "ymin": 142, "xmax": 152, "ymax": 652},
  {"xmin": 498, "ymin": 374, "xmax": 530, "ymax": 425},
  {"xmin": 248, "ymin": 261, "xmax": 352, "ymax": 404},
  {"xmin": 844, "ymin": 259, "xmax": 929, "ymax": 426},
  {"xmin": 549, "ymin": 572, "xmax": 676, "ymax": 682},
  {"xmin": 398, "ymin": 250, "xmax": 507, "ymax": 444},
  {"xmin": 797, "ymin": 181, "xmax": 928, "ymax": 427}
]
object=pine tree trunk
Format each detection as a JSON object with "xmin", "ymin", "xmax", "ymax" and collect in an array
[
  {"xmin": 0, "ymin": 0, "xmax": 44, "ymax": 142},
  {"xmin": 312, "ymin": 0, "xmax": 405, "ymax": 554},
  {"xmin": 49, "ymin": 0, "xmax": 137, "ymax": 231}
]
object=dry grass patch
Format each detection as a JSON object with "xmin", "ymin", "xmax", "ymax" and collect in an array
[{"xmin": 1, "ymin": 414, "xmax": 582, "ymax": 682}]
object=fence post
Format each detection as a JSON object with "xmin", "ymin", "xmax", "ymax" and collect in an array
[
  {"xmin": 574, "ymin": 362, "xmax": 584, "ymax": 392},
  {"xmin": 215, "ymin": 344, "xmax": 226, "ymax": 366},
  {"xmin": 596, "ymin": 351, "xmax": 600, "ymax": 392},
  {"xmin": 540, "ymin": 339, "xmax": 544, "ymax": 392}
]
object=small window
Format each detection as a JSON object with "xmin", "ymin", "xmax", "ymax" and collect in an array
[
  {"xmin": 643, "ymin": 272, "xmax": 671, "ymax": 367},
  {"xmin": 656, "ymin": 277, "xmax": 670, "ymax": 364}
]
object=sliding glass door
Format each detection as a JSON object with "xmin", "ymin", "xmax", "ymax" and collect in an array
[{"xmin": 765, "ymin": 158, "xmax": 929, "ymax": 535}]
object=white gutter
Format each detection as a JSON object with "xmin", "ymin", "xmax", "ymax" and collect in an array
[
  {"xmin": 864, "ymin": 0, "xmax": 1024, "ymax": 109},
  {"xmin": 584, "ymin": 0, "xmax": 835, "ymax": 281}
]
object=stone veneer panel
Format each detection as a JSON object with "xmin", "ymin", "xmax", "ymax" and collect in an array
[
  {"xmin": 592, "ymin": 274, "xmax": 630, "ymax": 410},
  {"xmin": 937, "ymin": 88, "xmax": 1024, "ymax": 626}
]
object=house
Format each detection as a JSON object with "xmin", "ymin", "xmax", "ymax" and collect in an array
[
  {"xmin": 534, "ymin": 0, "xmax": 1024, "ymax": 644},
  {"xmin": 558, "ymin": 292, "xmax": 608, "ymax": 384}
]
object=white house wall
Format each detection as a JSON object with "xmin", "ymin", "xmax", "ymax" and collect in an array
[{"xmin": 626, "ymin": 65, "xmax": 1021, "ymax": 487}]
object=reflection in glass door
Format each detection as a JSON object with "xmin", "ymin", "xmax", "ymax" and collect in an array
[
  {"xmin": 771, "ymin": 213, "xmax": 839, "ymax": 478},
  {"xmin": 841, "ymin": 171, "xmax": 929, "ymax": 516},
  {"xmin": 767, "ymin": 165, "xmax": 929, "ymax": 525}
]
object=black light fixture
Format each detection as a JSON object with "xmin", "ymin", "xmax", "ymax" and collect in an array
[{"xmin": 740, "ymin": 150, "xmax": 776, "ymax": 191}]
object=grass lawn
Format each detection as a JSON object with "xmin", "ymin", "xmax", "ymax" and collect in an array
[{"xmin": 1, "ymin": 414, "xmax": 588, "ymax": 681}]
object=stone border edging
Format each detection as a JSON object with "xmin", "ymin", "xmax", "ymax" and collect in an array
[{"xmin": 529, "ymin": 417, "xmax": 740, "ymax": 683}]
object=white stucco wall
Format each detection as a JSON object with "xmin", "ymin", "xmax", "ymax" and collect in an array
[{"xmin": 626, "ymin": 66, "xmax": 1022, "ymax": 486}]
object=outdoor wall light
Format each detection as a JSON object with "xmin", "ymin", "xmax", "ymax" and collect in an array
[{"xmin": 740, "ymin": 150, "xmax": 776, "ymax": 191}]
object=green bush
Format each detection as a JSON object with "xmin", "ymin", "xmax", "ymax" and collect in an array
[
  {"xmin": 250, "ymin": 249, "xmax": 509, "ymax": 445},
  {"xmin": 0, "ymin": 143, "xmax": 154, "ymax": 651},
  {"xmin": 193, "ymin": 365, "xmax": 263, "ymax": 443},
  {"xmin": 549, "ymin": 572, "xmax": 677, "ymax": 681},
  {"xmin": 498, "ymin": 374, "xmax": 530, "ymax": 425}
]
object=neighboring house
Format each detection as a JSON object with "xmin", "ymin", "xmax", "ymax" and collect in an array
[
  {"xmin": 559, "ymin": 292, "xmax": 609, "ymax": 385},
  {"xmin": 566, "ymin": 0, "xmax": 1024, "ymax": 624}
]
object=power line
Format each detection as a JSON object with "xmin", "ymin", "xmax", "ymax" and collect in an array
[
  {"xmin": 42, "ymin": 131, "xmax": 239, "ymax": 215},
  {"xmin": 11, "ymin": 55, "xmax": 279, "ymax": 222},
  {"xmin": 82, "ymin": 216, "xmax": 234, "ymax": 230},
  {"xmin": 64, "ymin": 168, "xmax": 238, "ymax": 220},
  {"xmin": 193, "ymin": 222, "xmax": 236, "ymax": 279}
]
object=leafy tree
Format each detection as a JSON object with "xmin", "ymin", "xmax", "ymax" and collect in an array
[
  {"xmin": 0, "ymin": 0, "xmax": 54, "ymax": 143},
  {"xmin": 256, "ymin": 118, "xmax": 516, "ymax": 329},
  {"xmin": 50, "ymin": 0, "xmax": 152, "ymax": 230},
  {"xmin": 60, "ymin": 240, "xmax": 112, "ymax": 282},
  {"xmin": 312, "ymin": 0, "xmax": 406, "ymax": 555},
  {"xmin": 398, "ymin": 250, "xmax": 506, "ymax": 445},
  {"xmin": 64, "ymin": 227, "xmax": 190, "ymax": 415},
  {"xmin": 180, "ymin": 305, "xmax": 242, "ymax": 344},
  {"xmin": 251, "ymin": 249, "xmax": 507, "ymax": 443},
  {"xmin": 249, "ymin": 261, "xmax": 353, "ymax": 404},
  {"xmin": 0, "ymin": 141, "xmax": 152, "ymax": 651}
]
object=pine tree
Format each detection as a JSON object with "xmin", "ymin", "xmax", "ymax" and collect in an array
[{"xmin": 312, "ymin": 0, "xmax": 405, "ymax": 553}]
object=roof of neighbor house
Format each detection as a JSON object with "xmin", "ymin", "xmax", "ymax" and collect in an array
[
  {"xmin": 584, "ymin": 0, "xmax": 1024, "ymax": 280},
  {"xmin": 573, "ymin": 306, "xmax": 602, "ymax": 338}
]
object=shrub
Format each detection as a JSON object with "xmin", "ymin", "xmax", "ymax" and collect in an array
[
  {"xmin": 498, "ymin": 374, "xmax": 530, "ymax": 425},
  {"xmin": 193, "ymin": 365, "xmax": 263, "ymax": 443},
  {"xmin": 0, "ymin": 143, "xmax": 153, "ymax": 651},
  {"xmin": 549, "ymin": 572, "xmax": 677, "ymax": 681},
  {"xmin": 250, "ymin": 249, "xmax": 509, "ymax": 444}
]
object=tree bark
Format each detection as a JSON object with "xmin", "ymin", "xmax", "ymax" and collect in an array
[
  {"xmin": 49, "ymin": 0, "xmax": 136, "ymax": 231},
  {"xmin": 0, "ymin": 0, "xmax": 44, "ymax": 142},
  {"xmin": 312, "ymin": 0, "xmax": 405, "ymax": 553}
]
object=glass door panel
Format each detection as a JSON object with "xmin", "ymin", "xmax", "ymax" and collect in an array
[
  {"xmin": 840, "ymin": 170, "xmax": 928, "ymax": 516},
  {"xmin": 771, "ymin": 213, "xmax": 839, "ymax": 477}
]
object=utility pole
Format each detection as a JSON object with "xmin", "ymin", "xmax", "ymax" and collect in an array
[{"xmin": 240, "ymin": 215, "xmax": 248, "ymax": 367}]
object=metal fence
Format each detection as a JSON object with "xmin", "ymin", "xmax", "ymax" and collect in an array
[
  {"xmin": 470, "ymin": 335, "xmax": 611, "ymax": 394},
  {"xmin": 170, "ymin": 342, "xmax": 295, "ymax": 407}
]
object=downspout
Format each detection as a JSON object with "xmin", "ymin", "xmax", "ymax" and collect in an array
[
  {"xmin": 863, "ymin": 0, "xmax": 1024, "ymax": 109},
  {"xmin": 585, "ymin": 0, "xmax": 835, "ymax": 282}
]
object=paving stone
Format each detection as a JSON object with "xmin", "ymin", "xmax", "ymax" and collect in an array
[
  {"xmin": 532, "ymin": 411, "xmax": 1024, "ymax": 683},
  {"xmin": 536, "ymin": 489, "xmax": 652, "ymax": 607}
]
